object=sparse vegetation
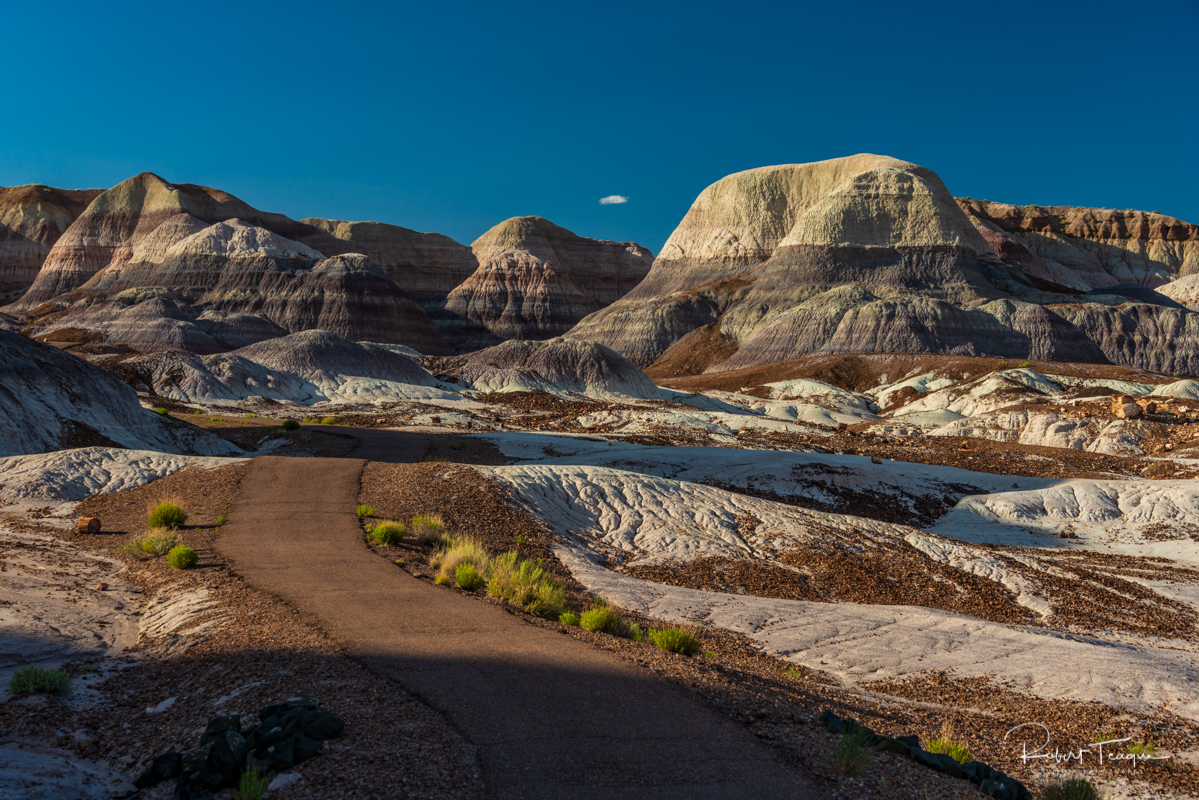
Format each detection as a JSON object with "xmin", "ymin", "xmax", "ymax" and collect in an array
[
  {"xmin": 139, "ymin": 530, "xmax": 180, "ymax": 556},
  {"xmin": 785, "ymin": 666, "xmax": 806, "ymax": 682},
  {"xmin": 235, "ymin": 766, "xmax": 270, "ymax": 800},
  {"xmin": 559, "ymin": 612, "xmax": 580, "ymax": 626},
  {"xmin": 320, "ymin": 416, "xmax": 337, "ymax": 425},
  {"xmin": 154, "ymin": 407, "xmax": 170, "ymax": 415},
  {"xmin": 829, "ymin": 728, "xmax": 871, "ymax": 777},
  {"xmin": 1041, "ymin": 777, "xmax": 1102, "ymax": 800},
  {"xmin": 167, "ymin": 545, "xmax": 198, "ymax": 570},
  {"xmin": 9, "ymin": 665, "xmax": 70, "ymax": 696},
  {"xmin": 1128, "ymin": 741, "xmax": 1158, "ymax": 757},
  {"xmin": 244, "ymin": 412, "xmax": 255, "ymax": 418},
  {"xmin": 216, "ymin": 508, "xmax": 228, "ymax": 525},
  {"xmin": 455, "ymin": 563, "xmax": 485, "ymax": 591},
  {"xmin": 434, "ymin": 574, "xmax": 450, "ymax": 586},
  {"xmin": 647, "ymin": 627, "xmax": 702, "ymax": 655},
  {"xmin": 371, "ymin": 521, "xmax": 406, "ymax": 546},
  {"xmin": 410, "ymin": 513, "xmax": 447, "ymax": 544},
  {"xmin": 356, "ymin": 504, "xmax": 375, "ymax": 518},
  {"xmin": 281, "ymin": 419, "xmax": 300, "ymax": 431},
  {"xmin": 148, "ymin": 502, "xmax": 188, "ymax": 530}
]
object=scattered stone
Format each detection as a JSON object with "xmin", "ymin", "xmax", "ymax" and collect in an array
[{"xmin": 94, "ymin": 582, "xmax": 108, "ymax": 591}]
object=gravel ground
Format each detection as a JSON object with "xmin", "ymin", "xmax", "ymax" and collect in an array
[{"xmin": 4, "ymin": 463, "xmax": 482, "ymax": 799}]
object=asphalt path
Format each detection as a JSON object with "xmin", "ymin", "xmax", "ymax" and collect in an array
[{"xmin": 218, "ymin": 430, "xmax": 826, "ymax": 799}]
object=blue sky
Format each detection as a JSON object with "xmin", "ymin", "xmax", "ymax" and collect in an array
[{"xmin": 2, "ymin": 1, "xmax": 1195, "ymax": 253}]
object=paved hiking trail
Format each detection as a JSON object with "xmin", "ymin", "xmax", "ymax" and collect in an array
[{"xmin": 218, "ymin": 430, "xmax": 826, "ymax": 799}]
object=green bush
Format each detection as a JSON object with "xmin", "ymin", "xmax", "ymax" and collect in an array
[
  {"xmin": 579, "ymin": 606, "xmax": 635, "ymax": 638},
  {"xmin": 167, "ymin": 545, "xmax": 198, "ymax": 569},
  {"xmin": 320, "ymin": 416, "xmax": 337, "ymax": 425},
  {"xmin": 487, "ymin": 551, "xmax": 568, "ymax": 619},
  {"xmin": 455, "ymin": 563, "xmax": 485, "ymax": 591},
  {"xmin": 154, "ymin": 407, "xmax": 170, "ymax": 415},
  {"xmin": 148, "ymin": 502, "xmax": 188, "ymax": 530},
  {"xmin": 1128, "ymin": 742, "xmax": 1158, "ymax": 757},
  {"xmin": 434, "ymin": 574, "xmax": 450, "ymax": 586},
  {"xmin": 559, "ymin": 612, "xmax": 580, "ymax": 626},
  {"xmin": 1042, "ymin": 778, "xmax": 1101, "ymax": 800},
  {"xmin": 9, "ymin": 665, "xmax": 70, "ymax": 696},
  {"xmin": 139, "ymin": 530, "xmax": 180, "ymax": 556},
  {"xmin": 410, "ymin": 513, "xmax": 447, "ymax": 544},
  {"xmin": 829, "ymin": 729, "xmax": 870, "ymax": 777},
  {"xmin": 371, "ymin": 521, "xmax": 406, "ymax": 546},
  {"xmin": 244, "ymin": 413, "xmax": 255, "ymax": 418},
  {"xmin": 281, "ymin": 419, "xmax": 300, "ymax": 431},
  {"xmin": 926, "ymin": 737, "xmax": 970, "ymax": 764},
  {"xmin": 647, "ymin": 628, "xmax": 702, "ymax": 656},
  {"xmin": 356, "ymin": 504, "xmax": 375, "ymax": 518}
]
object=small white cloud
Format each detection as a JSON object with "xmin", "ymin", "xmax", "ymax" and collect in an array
[{"xmin": 599, "ymin": 195, "xmax": 629, "ymax": 205}]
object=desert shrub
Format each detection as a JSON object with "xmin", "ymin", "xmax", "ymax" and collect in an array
[
  {"xmin": 235, "ymin": 767, "xmax": 270, "ymax": 800},
  {"xmin": 244, "ymin": 413, "xmax": 254, "ymax": 418},
  {"xmin": 139, "ymin": 530, "xmax": 180, "ymax": 556},
  {"xmin": 829, "ymin": 728, "xmax": 870, "ymax": 777},
  {"xmin": 559, "ymin": 612, "xmax": 580, "ymax": 626},
  {"xmin": 9, "ymin": 665, "xmax": 70, "ymax": 696},
  {"xmin": 486, "ymin": 551, "xmax": 568, "ymax": 619},
  {"xmin": 356, "ymin": 504, "xmax": 375, "ymax": 518},
  {"xmin": 371, "ymin": 521, "xmax": 406, "ymax": 546},
  {"xmin": 281, "ymin": 419, "xmax": 300, "ymax": 431},
  {"xmin": 455, "ymin": 563, "xmax": 485, "ymax": 591},
  {"xmin": 647, "ymin": 628, "xmax": 702, "ymax": 656},
  {"xmin": 579, "ymin": 606, "xmax": 635, "ymax": 638},
  {"xmin": 154, "ymin": 407, "xmax": 170, "ymax": 415},
  {"xmin": 167, "ymin": 545, "xmax": 198, "ymax": 569},
  {"xmin": 1042, "ymin": 778, "xmax": 1102, "ymax": 800},
  {"xmin": 1128, "ymin": 742, "xmax": 1158, "ymax": 757},
  {"xmin": 320, "ymin": 416, "xmax": 337, "ymax": 425},
  {"xmin": 148, "ymin": 502, "xmax": 188, "ymax": 529},
  {"xmin": 434, "ymin": 574, "xmax": 450, "ymax": 585},
  {"xmin": 409, "ymin": 513, "xmax": 447, "ymax": 545}
]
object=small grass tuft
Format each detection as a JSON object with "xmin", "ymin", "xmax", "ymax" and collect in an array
[
  {"xmin": 235, "ymin": 766, "xmax": 270, "ymax": 800},
  {"xmin": 281, "ymin": 419, "xmax": 300, "ymax": 432},
  {"xmin": 1042, "ymin": 777, "xmax": 1102, "ymax": 800},
  {"xmin": 487, "ymin": 551, "xmax": 568, "ymax": 619},
  {"xmin": 647, "ymin": 628, "xmax": 702, "ymax": 655},
  {"xmin": 139, "ymin": 530, "xmax": 180, "ymax": 556},
  {"xmin": 434, "ymin": 574, "xmax": 450, "ymax": 586},
  {"xmin": 154, "ymin": 407, "xmax": 170, "ymax": 415},
  {"xmin": 785, "ymin": 666, "xmax": 806, "ymax": 681},
  {"xmin": 9, "ymin": 665, "xmax": 70, "ymax": 696},
  {"xmin": 371, "ymin": 521, "xmax": 406, "ymax": 546},
  {"xmin": 455, "ymin": 563, "xmax": 485, "ymax": 591},
  {"xmin": 320, "ymin": 416, "xmax": 337, "ymax": 425},
  {"xmin": 410, "ymin": 514, "xmax": 448, "ymax": 545},
  {"xmin": 1128, "ymin": 741, "xmax": 1158, "ymax": 757},
  {"xmin": 579, "ymin": 606, "xmax": 636, "ymax": 638},
  {"xmin": 356, "ymin": 504, "xmax": 375, "ymax": 518},
  {"xmin": 829, "ymin": 728, "xmax": 871, "ymax": 777},
  {"xmin": 926, "ymin": 722, "xmax": 970, "ymax": 764},
  {"xmin": 147, "ymin": 502, "xmax": 188, "ymax": 530},
  {"xmin": 167, "ymin": 545, "xmax": 197, "ymax": 570},
  {"xmin": 559, "ymin": 612, "xmax": 580, "ymax": 626}
]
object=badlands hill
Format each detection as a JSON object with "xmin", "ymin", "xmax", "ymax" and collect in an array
[
  {"xmin": 568, "ymin": 154, "xmax": 1199, "ymax": 376},
  {"xmin": 442, "ymin": 216, "xmax": 653, "ymax": 349},
  {"xmin": 0, "ymin": 330, "xmax": 238, "ymax": 457},
  {"xmin": 5, "ymin": 172, "xmax": 653, "ymax": 356},
  {"xmin": 957, "ymin": 198, "xmax": 1199, "ymax": 290},
  {"xmin": 0, "ymin": 184, "xmax": 104, "ymax": 301}
]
